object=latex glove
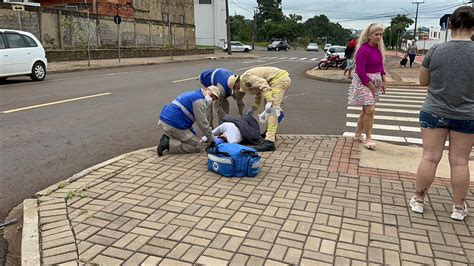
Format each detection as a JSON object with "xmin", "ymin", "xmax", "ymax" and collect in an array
[
  {"xmin": 265, "ymin": 102, "xmax": 273, "ymax": 111},
  {"xmin": 200, "ymin": 136, "xmax": 208, "ymax": 143},
  {"xmin": 213, "ymin": 136, "xmax": 224, "ymax": 145}
]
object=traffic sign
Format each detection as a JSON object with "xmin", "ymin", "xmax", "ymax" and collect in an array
[
  {"xmin": 439, "ymin": 14, "xmax": 450, "ymax": 29},
  {"xmin": 12, "ymin": 5, "xmax": 25, "ymax": 11},
  {"xmin": 114, "ymin": 15, "xmax": 122, "ymax": 25}
]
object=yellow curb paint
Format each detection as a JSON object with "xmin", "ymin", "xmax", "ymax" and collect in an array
[{"xmin": 2, "ymin": 92, "xmax": 112, "ymax": 113}]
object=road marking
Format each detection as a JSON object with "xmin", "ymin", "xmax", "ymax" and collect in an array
[
  {"xmin": 289, "ymin": 57, "xmax": 298, "ymax": 60},
  {"xmin": 379, "ymin": 98, "xmax": 424, "ymax": 104},
  {"xmin": 377, "ymin": 102, "xmax": 422, "ymax": 108},
  {"xmin": 386, "ymin": 91, "xmax": 427, "ymax": 96},
  {"xmin": 380, "ymin": 95, "xmax": 426, "ymax": 100},
  {"xmin": 387, "ymin": 88, "xmax": 427, "ymax": 92},
  {"xmin": 268, "ymin": 57, "xmax": 277, "ymax": 59},
  {"xmin": 235, "ymin": 60, "xmax": 288, "ymax": 71},
  {"xmin": 2, "ymin": 92, "xmax": 112, "ymax": 114},
  {"xmin": 283, "ymin": 92, "xmax": 311, "ymax": 99},
  {"xmin": 279, "ymin": 57, "xmax": 288, "ymax": 59},
  {"xmin": 243, "ymin": 60, "xmax": 265, "ymax": 63},
  {"xmin": 173, "ymin": 76, "xmax": 198, "ymax": 83},
  {"xmin": 346, "ymin": 113, "xmax": 419, "ymax": 122},
  {"xmin": 346, "ymin": 122, "xmax": 420, "ymax": 132},
  {"xmin": 347, "ymin": 106, "xmax": 419, "ymax": 114},
  {"xmin": 299, "ymin": 58, "xmax": 307, "ymax": 60},
  {"xmin": 310, "ymin": 58, "xmax": 318, "ymax": 61}
]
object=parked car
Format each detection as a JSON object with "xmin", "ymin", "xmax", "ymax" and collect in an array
[
  {"xmin": 306, "ymin": 43, "xmax": 319, "ymax": 52},
  {"xmin": 267, "ymin": 40, "xmax": 290, "ymax": 51},
  {"xmin": 325, "ymin": 45, "xmax": 346, "ymax": 59},
  {"xmin": 222, "ymin": 41, "xmax": 252, "ymax": 52},
  {"xmin": 323, "ymin": 43, "xmax": 332, "ymax": 51},
  {"xmin": 0, "ymin": 29, "xmax": 47, "ymax": 81}
]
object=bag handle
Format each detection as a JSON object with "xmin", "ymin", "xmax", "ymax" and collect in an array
[{"xmin": 240, "ymin": 149, "xmax": 259, "ymax": 158}]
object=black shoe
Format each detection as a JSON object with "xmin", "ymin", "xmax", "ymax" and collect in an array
[
  {"xmin": 255, "ymin": 139, "xmax": 275, "ymax": 152},
  {"xmin": 157, "ymin": 134, "xmax": 170, "ymax": 157}
]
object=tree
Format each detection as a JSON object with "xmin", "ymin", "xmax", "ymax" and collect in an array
[
  {"xmin": 230, "ymin": 15, "xmax": 252, "ymax": 42},
  {"xmin": 383, "ymin": 15, "xmax": 414, "ymax": 48},
  {"xmin": 256, "ymin": 0, "xmax": 284, "ymax": 28}
]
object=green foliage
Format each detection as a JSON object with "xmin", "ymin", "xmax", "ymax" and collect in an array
[
  {"xmin": 230, "ymin": 15, "xmax": 253, "ymax": 42},
  {"xmin": 383, "ymin": 15, "xmax": 414, "ymax": 48}
]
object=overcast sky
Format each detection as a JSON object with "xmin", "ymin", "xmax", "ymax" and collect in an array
[{"xmin": 229, "ymin": 0, "xmax": 471, "ymax": 30}]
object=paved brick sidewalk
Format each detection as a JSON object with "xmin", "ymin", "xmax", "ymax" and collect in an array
[{"xmin": 31, "ymin": 136, "xmax": 474, "ymax": 265}]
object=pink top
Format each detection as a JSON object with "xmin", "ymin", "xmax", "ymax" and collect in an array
[{"xmin": 355, "ymin": 43, "xmax": 385, "ymax": 85}]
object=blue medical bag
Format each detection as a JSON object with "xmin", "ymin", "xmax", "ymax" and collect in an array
[{"xmin": 207, "ymin": 143, "xmax": 260, "ymax": 177}]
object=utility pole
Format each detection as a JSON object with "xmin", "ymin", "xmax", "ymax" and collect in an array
[
  {"xmin": 251, "ymin": 8, "xmax": 257, "ymax": 50},
  {"xmin": 412, "ymin": 0, "xmax": 424, "ymax": 41},
  {"xmin": 225, "ymin": 0, "xmax": 232, "ymax": 54},
  {"xmin": 168, "ymin": 0, "xmax": 173, "ymax": 60}
]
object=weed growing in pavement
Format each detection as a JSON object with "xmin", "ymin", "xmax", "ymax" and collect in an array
[{"xmin": 64, "ymin": 191, "xmax": 87, "ymax": 202}]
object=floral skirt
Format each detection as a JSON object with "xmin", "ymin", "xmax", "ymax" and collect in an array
[{"xmin": 347, "ymin": 72, "xmax": 383, "ymax": 106}]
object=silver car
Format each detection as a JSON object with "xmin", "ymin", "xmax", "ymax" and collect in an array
[{"xmin": 306, "ymin": 43, "xmax": 319, "ymax": 52}]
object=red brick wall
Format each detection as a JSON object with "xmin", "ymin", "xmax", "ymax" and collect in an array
[{"xmin": 35, "ymin": 0, "xmax": 134, "ymax": 18}]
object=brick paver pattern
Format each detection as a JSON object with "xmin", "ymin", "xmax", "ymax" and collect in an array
[{"xmin": 37, "ymin": 136, "xmax": 474, "ymax": 265}]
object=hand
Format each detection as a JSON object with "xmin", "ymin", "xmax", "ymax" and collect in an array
[
  {"xmin": 367, "ymin": 82, "xmax": 376, "ymax": 96},
  {"xmin": 381, "ymin": 80, "xmax": 387, "ymax": 94},
  {"xmin": 200, "ymin": 136, "xmax": 208, "ymax": 143},
  {"xmin": 265, "ymin": 102, "xmax": 273, "ymax": 111}
]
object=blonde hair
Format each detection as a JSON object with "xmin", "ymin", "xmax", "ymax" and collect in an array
[{"xmin": 354, "ymin": 23, "xmax": 386, "ymax": 62}]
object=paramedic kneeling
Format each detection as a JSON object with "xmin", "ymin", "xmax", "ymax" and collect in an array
[{"xmin": 157, "ymin": 86, "xmax": 221, "ymax": 156}]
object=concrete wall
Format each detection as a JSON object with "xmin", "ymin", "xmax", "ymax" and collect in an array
[
  {"xmin": 193, "ymin": 0, "xmax": 226, "ymax": 47},
  {"xmin": 0, "ymin": 2, "xmax": 196, "ymax": 50}
]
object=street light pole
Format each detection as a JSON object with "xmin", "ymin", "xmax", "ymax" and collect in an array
[
  {"xmin": 225, "ymin": 0, "xmax": 232, "ymax": 55},
  {"xmin": 412, "ymin": 0, "xmax": 424, "ymax": 40}
]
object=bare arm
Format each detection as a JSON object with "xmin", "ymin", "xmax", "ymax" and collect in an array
[{"xmin": 419, "ymin": 67, "xmax": 430, "ymax": 86}]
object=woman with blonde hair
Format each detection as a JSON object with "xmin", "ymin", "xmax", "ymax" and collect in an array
[{"xmin": 347, "ymin": 23, "xmax": 386, "ymax": 149}]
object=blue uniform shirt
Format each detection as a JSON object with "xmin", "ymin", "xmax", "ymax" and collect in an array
[
  {"xmin": 159, "ymin": 89, "xmax": 204, "ymax": 130},
  {"xmin": 199, "ymin": 68, "xmax": 234, "ymax": 98}
]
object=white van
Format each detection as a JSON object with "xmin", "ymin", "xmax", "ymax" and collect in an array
[{"xmin": 0, "ymin": 29, "xmax": 48, "ymax": 81}]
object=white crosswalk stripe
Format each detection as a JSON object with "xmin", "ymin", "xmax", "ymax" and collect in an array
[
  {"xmin": 289, "ymin": 57, "xmax": 298, "ymax": 60},
  {"xmin": 299, "ymin": 58, "xmax": 307, "ymax": 60},
  {"xmin": 344, "ymin": 87, "xmax": 429, "ymax": 146},
  {"xmin": 310, "ymin": 58, "xmax": 318, "ymax": 61}
]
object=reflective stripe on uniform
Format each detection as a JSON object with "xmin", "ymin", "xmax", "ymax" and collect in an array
[
  {"xmin": 210, "ymin": 68, "xmax": 223, "ymax": 84},
  {"xmin": 271, "ymin": 70, "xmax": 289, "ymax": 84},
  {"xmin": 172, "ymin": 100, "xmax": 195, "ymax": 122}
]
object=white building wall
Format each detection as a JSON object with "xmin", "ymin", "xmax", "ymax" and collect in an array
[{"xmin": 194, "ymin": 0, "xmax": 227, "ymax": 47}]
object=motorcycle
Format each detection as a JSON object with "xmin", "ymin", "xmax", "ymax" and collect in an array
[{"xmin": 317, "ymin": 54, "xmax": 347, "ymax": 70}]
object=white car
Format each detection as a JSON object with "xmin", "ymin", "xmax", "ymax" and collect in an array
[
  {"xmin": 325, "ymin": 45, "xmax": 346, "ymax": 59},
  {"xmin": 323, "ymin": 44, "xmax": 332, "ymax": 51},
  {"xmin": 223, "ymin": 41, "xmax": 252, "ymax": 52},
  {"xmin": 0, "ymin": 29, "xmax": 47, "ymax": 81},
  {"xmin": 306, "ymin": 43, "xmax": 319, "ymax": 52}
]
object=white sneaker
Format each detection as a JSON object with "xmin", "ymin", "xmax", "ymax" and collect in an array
[
  {"xmin": 451, "ymin": 202, "xmax": 468, "ymax": 221},
  {"xmin": 410, "ymin": 195, "xmax": 424, "ymax": 214}
]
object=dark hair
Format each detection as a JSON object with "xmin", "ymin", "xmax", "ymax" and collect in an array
[{"xmin": 449, "ymin": 6, "xmax": 474, "ymax": 30}]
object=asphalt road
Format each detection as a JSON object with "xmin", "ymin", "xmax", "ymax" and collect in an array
[{"xmin": 0, "ymin": 49, "xmax": 349, "ymax": 222}]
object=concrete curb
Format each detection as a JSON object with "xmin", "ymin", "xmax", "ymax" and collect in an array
[
  {"xmin": 304, "ymin": 70, "xmax": 351, "ymax": 84},
  {"xmin": 21, "ymin": 199, "xmax": 40, "ymax": 266},
  {"xmin": 48, "ymin": 54, "xmax": 259, "ymax": 74}
]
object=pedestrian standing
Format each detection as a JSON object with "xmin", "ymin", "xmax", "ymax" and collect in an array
[
  {"xmin": 157, "ymin": 86, "xmax": 221, "ymax": 156},
  {"xmin": 409, "ymin": 6, "xmax": 473, "ymax": 221},
  {"xmin": 347, "ymin": 23, "xmax": 387, "ymax": 149},
  {"xmin": 235, "ymin": 67, "xmax": 291, "ymax": 152},
  {"xmin": 407, "ymin": 40, "xmax": 418, "ymax": 68},
  {"xmin": 199, "ymin": 68, "xmax": 245, "ymax": 126},
  {"xmin": 344, "ymin": 38, "xmax": 357, "ymax": 79}
]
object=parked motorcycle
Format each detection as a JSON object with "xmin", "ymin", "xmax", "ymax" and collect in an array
[{"xmin": 317, "ymin": 54, "xmax": 347, "ymax": 70}]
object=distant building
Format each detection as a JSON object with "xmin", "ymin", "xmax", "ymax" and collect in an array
[{"xmin": 193, "ymin": 0, "xmax": 226, "ymax": 47}]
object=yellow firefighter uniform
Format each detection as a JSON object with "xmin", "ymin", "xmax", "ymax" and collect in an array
[{"xmin": 240, "ymin": 67, "xmax": 291, "ymax": 142}]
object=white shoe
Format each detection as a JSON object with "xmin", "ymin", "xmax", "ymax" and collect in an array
[
  {"xmin": 451, "ymin": 202, "xmax": 468, "ymax": 221},
  {"xmin": 410, "ymin": 195, "xmax": 424, "ymax": 214}
]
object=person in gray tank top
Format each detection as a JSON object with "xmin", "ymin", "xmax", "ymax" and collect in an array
[{"xmin": 409, "ymin": 6, "xmax": 474, "ymax": 221}]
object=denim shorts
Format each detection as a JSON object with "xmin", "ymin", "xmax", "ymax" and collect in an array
[{"xmin": 419, "ymin": 111, "xmax": 474, "ymax": 134}]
